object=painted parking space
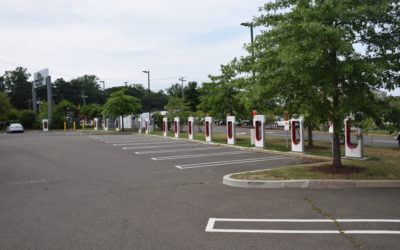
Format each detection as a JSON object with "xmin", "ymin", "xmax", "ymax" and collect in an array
[
  {"xmin": 87, "ymin": 134, "xmax": 312, "ymax": 175},
  {"xmin": 206, "ymin": 218, "xmax": 400, "ymax": 234}
]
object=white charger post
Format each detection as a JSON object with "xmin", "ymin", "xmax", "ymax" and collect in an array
[
  {"xmin": 290, "ymin": 116, "xmax": 304, "ymax": 153},
  {"xmin": 188, "ymin": 116, "xmax": 195, "ymax": 140},
  {"xmin": 162, "ymin": 117, "xmax": 168, "ymax": 136},
  {"xmin": 227, "ymin": 116, "xmax": 236, "ymax": 145},
  {"xmin": 93, "ymin": 117, "xmax": 98, "ymax": 130},
  {"xmin": 344, "ymin": 117, "xmax": 363, "ymax": 158},
  {"xmin": 174, "ymin": 117, "xmax": 180, "ymax": 138},
  {"xmin": 205, "ymin": 116, "xmax": 213, "ymax": 142},
  {"xmin": 42, "ymin": 119, "xmax": 49, "ymax": 132},
  {"xmin": 254, "ymin": 115, "xmax": 265, "ymax": 148}
]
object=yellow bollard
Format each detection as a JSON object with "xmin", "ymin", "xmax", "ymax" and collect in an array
[
  {"xmin": 73, "ymin": 122, "xmax": 76, "ymax": 131},
  {"xmin": 82, "ymin": 120, "xmax": 85, "ymax": 129},
  {"xmin": 64, "ymin": 122, "xmax": 67, "ymax": 131}
]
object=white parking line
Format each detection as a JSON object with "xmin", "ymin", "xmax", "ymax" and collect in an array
[
  {"xmin": 135, "ymin": 147, "xmax": 219, "ymax": 155},
  {"xmin": 206, "ymin": 218, "xmax": 400, "ymax": 234},
  {"xmin": 176, "ymin": 156, "xmax": 290, "ymax": 169},
  {"xmin": 123, "ymin": 143, "xmax": 197, "ymax": 150},
  {"xmin": 105, "ymin": 139, "xmax": 167, "ymax": 143},
  {"xmin": 113, "ymin": 141, "xmax": 180, "ymax": 146},
  {"xmin": 151, "ymin": 151, "xmax": 250, "ymax": 160}
]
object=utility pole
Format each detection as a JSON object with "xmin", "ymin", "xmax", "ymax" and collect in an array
[
  {"xmin": 178, "ymin": 77, "xmax": 186, "ymax": 99},
  {"xmin": 81, "ymin": 89, "xmax": 87, "ymax": 106},
  {"xmin": 100, "ymin": 80, "xmax": 105, "ymax": 91}
]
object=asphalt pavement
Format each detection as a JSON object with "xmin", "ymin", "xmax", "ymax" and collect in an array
[{"xmin": 0, "ymin": 132, "xmax": 399, "ymax": 249}]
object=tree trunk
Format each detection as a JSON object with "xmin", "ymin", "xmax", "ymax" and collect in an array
[
  {"xmin": 332, "ymin": 93, "xmax": 342, "ymax": 168},
  {"xmin": 121, "ymin": 116, "xmax": 124, "ymax": 131},
  {"xmin": 307, "ymin": 122, "xmax": 314, "ymax": 147}
]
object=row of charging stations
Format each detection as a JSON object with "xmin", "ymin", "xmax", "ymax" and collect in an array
[{"xmin": 136, "ymin": 114, "xmax": 364, "ymax": 159}]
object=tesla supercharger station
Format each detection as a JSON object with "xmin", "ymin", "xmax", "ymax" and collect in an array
[
  {"xmin": 227, "ymin": 116, "xmax": 236, "ymax": 145},
  {"xmin": 162, "ymin": 117, "xmax": 168, "ymax": 136},
  {"xmin": 42, "ymin": 119, "xmax": 49, "ymax": 132},
  {"xmin": 205, "ymin": 116, "xmax": 213, "ymax": 142},
  {"xmin": 103, "ymin": 118, "xmax": 109, "ymax": 131},
  {"xmin": 174, "ymin": 117, "xmax": 180, "ymax": 138},
  {"xmin": 145, "ymin": 118, "xmax": 150, "ymax": 134},
  {"xmin": 290, "ymin": 116, "xmax": 304, "ymax": 152},
  {"xmin": 93, "ymin": 117, "xmax": 98, "ymax": 130},
  {"xmin": 138, "ymin": 117, "xmax": 143, "ymax": 133},
  {"xmin": 188, "ymin": 116, "xmax": 195, "ymax": 140},
  {"xmin": 344, "ymin": 117, "xmax": 363, "ymax": 158},
  {"xmin": 115, "ymin": 118, "xmax": 120, "ymax": 131},
  {"xmin": 254, "ymin": 115, "xmax": 265, "ymax": 148}
]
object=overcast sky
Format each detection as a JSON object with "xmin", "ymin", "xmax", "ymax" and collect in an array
[
  {"xmin": 0, "ymin": 0, "xmax": 398, "ymax": 95},
  {"xmin": 0, "ymin": 0, "xmax": 266, "ymax": 91}
]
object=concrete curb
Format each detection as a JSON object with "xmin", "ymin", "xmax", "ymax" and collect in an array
[
  {"xmin": 223, "ymin": 172, "xmax": 400, "ymax": 189},
  {"xmin": 142, "ymin": 133, "xmax": 400, "ymax": 189}
]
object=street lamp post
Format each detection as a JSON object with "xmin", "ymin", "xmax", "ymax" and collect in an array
[
  {"xmin": 142, "ymin": 70, "xmax": 150, "ymax": 95},
  {"xmin": 241, "ymin": 22, "xmax": 255, "ymax": 80}
]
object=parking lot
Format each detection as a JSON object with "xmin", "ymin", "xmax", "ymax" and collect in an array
[{"xmin": 0, "ymin": 132, "xmax": 399, "ymax": 249}]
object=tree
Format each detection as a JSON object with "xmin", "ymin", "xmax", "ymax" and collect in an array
[
  {"xmin": 250, "ymin": 0, "xmax": 400, "ymax": 168},
  {"xmin": 102, "ymin": 89, "xmax": 142, "ymax": 130},
  {"xmin": 70, "ymin": 75, "xmax": 104, "ymax": 105},
  {"xmin": 54, "ymin": 100, "xmax": 79, "ymax": 121},
  {"xmin": 184, "ymin": 81, "xmax": 200, "ymax": 112},
  {"xmin": 80, "ymin": 104, "xmax": 103, "ymax": 120},
  {"xmin": 198, "ymin": 61, "xmax": 246, "ymax": 119},
  {"xmin": 166, "ymin": 83, "xmax": 183, "ymax": 98},
  {"xmin": 0, "ymin": 93, "xmax": 12, "ymax": 129},
  {"xmin": 2, "ymin": 67, "xmax": 32, "ymax": 109}
]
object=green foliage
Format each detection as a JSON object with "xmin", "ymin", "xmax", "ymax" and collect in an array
[
  {"xmin": 18, "ymin": 110, "xmax": 37, "ymax": 129},
  {"xmin": 2, "ymin": 67, "xmax": 31, "ymax": 109},
  {"xmin": 54, "ymin": 100, "xmax": 79, "ymax": 120},
  {"xmin": 8, "ymin": 109, "xmax": 19, "ymax": 122},
  {"xmin": 246, "ymin": 0, "xmax": 400, "ymax": 167},
  {"xmin": 166, "ymin": 83, "xmax": 183, "ymax": 98},
  {"xmin": 198, "ymin": 61, "xmax": 246, "ymax": 119},
  {"xmin": 184, "ymin": 81, "xmax": 200, "ymax": 112},
  {"xmin": 152, "ymin": 112, "xmax": 164, "ymax": 130},
  {"xmin": 80, "ymin": 104, "xmax": 103, "ymax": 119},
  {"xmin": 102, "ymin": 89, "xmax": 142, "ymax": 129},
  {"xmin": 0, "ymin": 93, "xmax": 12, "ymax": 121}
]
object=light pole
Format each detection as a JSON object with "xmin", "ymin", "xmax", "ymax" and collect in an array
[
  {"xmin": 142, "ymin": 70, "xmax": 150, "ymax": 95},
  {"xmin": 241, "ymin": 22, "xmax": 255, "ymax": 81}
]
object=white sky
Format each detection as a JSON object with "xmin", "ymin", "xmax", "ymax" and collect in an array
[
  {"xmin": 0, "ymin": 0, "xmax": 398, "ymax": 95},
  {"xmin": 0, "ymin": 0, "xmax": 266, "ymax": 91}
]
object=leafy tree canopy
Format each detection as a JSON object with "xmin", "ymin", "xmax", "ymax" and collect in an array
[
  {"xmin": 246, "ymin": 0, "xmax": 400, "ymax": 167},
  {"xmin": 102, "ymin": 89, "xmax": 142, "ymax": 118}
]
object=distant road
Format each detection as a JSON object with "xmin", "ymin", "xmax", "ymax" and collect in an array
[{"xmin": 211, "ymin": 126, "xmax": 398, "ymax": 148}]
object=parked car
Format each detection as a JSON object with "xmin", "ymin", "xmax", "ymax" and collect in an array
[
  {"xmin": 274, "ymin": 118, "xmax": 286, "ymax": 127},
  {"xmin": 6, "ymin": 123, "xmax": 24, "ymax": 133},
  {"xmin": 236, "ymin": 119, "xmax": 251, "ymax": 126}
]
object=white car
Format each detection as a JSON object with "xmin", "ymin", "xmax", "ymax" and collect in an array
[
  {"xmin": 274, "ymin": 119, "xmax": 286, "ymax": 127},
  {"xmin": 6, "ymin": 123, "xmax": 24, "ymax": 133}
]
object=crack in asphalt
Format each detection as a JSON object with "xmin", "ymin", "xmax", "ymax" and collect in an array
[{"xmin": 304, "ymin": 197, "xmax": 363, "ymax": 249}]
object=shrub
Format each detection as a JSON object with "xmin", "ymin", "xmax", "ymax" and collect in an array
[{"xmin": 19, "ymin": 110, "xmax": 37, "ymax": 129}]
